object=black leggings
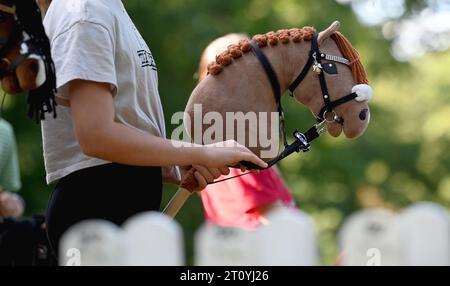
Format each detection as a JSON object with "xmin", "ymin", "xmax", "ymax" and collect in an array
[{"xmin": 46, "ymin": 163, "xmax": 162, "ymax": 259}]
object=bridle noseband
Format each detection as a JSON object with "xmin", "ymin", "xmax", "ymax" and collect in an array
[{"xmin": 240, "ymin": 32, "xmax": 359, "ymax": 170}]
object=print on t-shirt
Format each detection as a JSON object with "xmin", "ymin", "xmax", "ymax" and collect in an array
[
  {"xmin": 126, "ymin": 17, "xmax": 157, "ymax": 71},
  {"xmin": 137, "ymin": 49, "xmax": 157, "ymax": 70}
]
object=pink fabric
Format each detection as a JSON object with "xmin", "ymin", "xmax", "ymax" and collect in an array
[{"xmin": 201, "ymin": 167, "xmax": 295, "ymax": 230}]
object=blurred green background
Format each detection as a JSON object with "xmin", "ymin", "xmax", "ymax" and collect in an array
[{"xmin": 1, "ymin": 0, "xmax": 450, "ymax": 265}]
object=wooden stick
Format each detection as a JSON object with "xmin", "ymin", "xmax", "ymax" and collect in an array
[
  {"xmin": 162, "ymin": 188, "xmax": 193, "ymax": 218},
  {"xmin": 162, "ymin": 169, "xmax": 197, "ymax": 218}
]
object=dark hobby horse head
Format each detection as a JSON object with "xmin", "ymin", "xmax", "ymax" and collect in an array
[{"xmin": 0, "ymin": 0, "xmax": 56, "ymax": 122}]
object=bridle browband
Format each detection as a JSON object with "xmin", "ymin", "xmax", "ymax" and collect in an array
[{"xmin": 239, "ymin": 32, "xmax": 358, "ymax": 170}]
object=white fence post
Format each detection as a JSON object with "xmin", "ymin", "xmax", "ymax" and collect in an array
[
  {"xmin": 398, "ymin": 202, "xmax": 450, "ymax": 266},
  {"xmin": 59, "ymin": 220, "xmax": 127, "ymax": 266},
  {"xmin": 258, "ymin": 208, "xmax": 318, "ymax": 266},
  {"xmin": 339, "ymin": 209, "xmax": 402, "ymax": 266},
  {"xmin": 195, "ymin": 224, "xmax": 258, "ymax": 266},
  {"xmin": 195, "ymin": 207, "xmax": 317, "ymax": 266},
  {"xmin": 123, "ymin": 212, "xmax": 184, "ymax": 266}
]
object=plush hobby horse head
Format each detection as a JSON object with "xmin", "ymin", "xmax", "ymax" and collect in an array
[{"xmin": 186, "ymin": 21, "xmax": 373, "ymax": 159}]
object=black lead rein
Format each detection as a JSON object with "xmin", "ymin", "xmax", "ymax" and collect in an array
[{"xmin": 211, "ymin": 124, "xmax": 325, "ymax": 185}]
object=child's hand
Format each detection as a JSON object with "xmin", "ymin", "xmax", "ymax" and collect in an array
[
  {"xmin": 191, "ymin": 165, "xmax": 230, "ymax": 191},
  {"xmin": 179, "ymin": 165, "xmax": 229, "ymax": 192},
  {"xmin": 201, "ymin": 140, "xmax": 268, "ymax": 170},
  {"xmin": 0, "ymin": 191, "xmax": 25, "ymax": 218}
]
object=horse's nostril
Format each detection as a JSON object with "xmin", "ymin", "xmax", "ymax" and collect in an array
[{"xmin": 359, "ymin": 109, "xmax": 369, "ymax": 121}]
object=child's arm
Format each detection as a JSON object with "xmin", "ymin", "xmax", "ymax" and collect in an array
[{"xmin": 68, "ymin": 80, "xmax": 266, "ymax": 173}]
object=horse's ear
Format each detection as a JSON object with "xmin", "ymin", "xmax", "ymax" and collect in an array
[{"xmin": 318, "ymin": 21, "xmax": 340, "ymax": 45}]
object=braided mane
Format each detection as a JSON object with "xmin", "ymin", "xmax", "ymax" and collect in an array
[
  {"xmin": 207, "ymin": 26, "xmax": 369, "ymax": 85},
  {"xmin": 207, "ymin": 26, "xmax": 316, "ymax": 76}
]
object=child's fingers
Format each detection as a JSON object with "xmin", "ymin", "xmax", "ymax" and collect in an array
[
  {"xmin": 239, "ymin": 152, "xmax": 268, "ymax": 169},
  {"xmin": 193, "ymin": 165, "xmax": 215, "ymax": 183},
  {"xmin": 208, "ymin": 167, "xmax": 222, "ymax": 179},
  {"xmin": 194, "ymin": 171, "xmax": 208, "ymax": 190},
  {"xmin": 219, "ymin": 166, "xmax": 230, "ymax": 176}
]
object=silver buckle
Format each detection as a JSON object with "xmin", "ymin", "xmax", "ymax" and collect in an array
[
  {"xmin": 315, "ymin": 120, "xmax": 328, "ymax": 135},
  {"xmin": 323, "ymin": 110, "xmax": 340, "ymax": 123}
]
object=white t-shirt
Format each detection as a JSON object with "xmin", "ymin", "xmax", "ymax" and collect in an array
[{"xmin": 42, "ymin": 0, "xmax": 167, "ymax": 184}]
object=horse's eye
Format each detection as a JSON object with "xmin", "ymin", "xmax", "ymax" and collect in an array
[{"xmin": 323, "ymin": 63, "xmax": 338, "ymax": 74}]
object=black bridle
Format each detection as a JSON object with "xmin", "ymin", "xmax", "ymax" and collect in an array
[
  {"xmin": 288, "ymin": 33, "xmax": 358, "ymax": 123},
  {"xmin": 0, "ymin": 1, "xmax": 57, "ymax": 122},
  {"xmin": 238, "ymin": 32, "xmax": 358, "ymax": 171},
  {"xmin": 0, "ymin": 4, "xmax": 28, "ymax": 77}
]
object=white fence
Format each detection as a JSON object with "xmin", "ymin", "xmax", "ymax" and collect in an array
[
  {"xmin": 339, "ymin": 202, "xmax": 450, "ymax": 266},
  {"xmin": 59, "ymin": 202, "xmax": 450, "ymax": 266}
]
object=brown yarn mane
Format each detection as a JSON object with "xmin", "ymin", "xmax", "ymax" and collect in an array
[
  {"xmin": 331, "ymin": 31, "xmax": 369, "ymax": 84},
  {"xmin": 207, "ymin": 27, "xmax": 369, "ymax": 85},
  {"xmin": 207, "ymin": 26, "xmax": 316, "ymax": 76}
]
